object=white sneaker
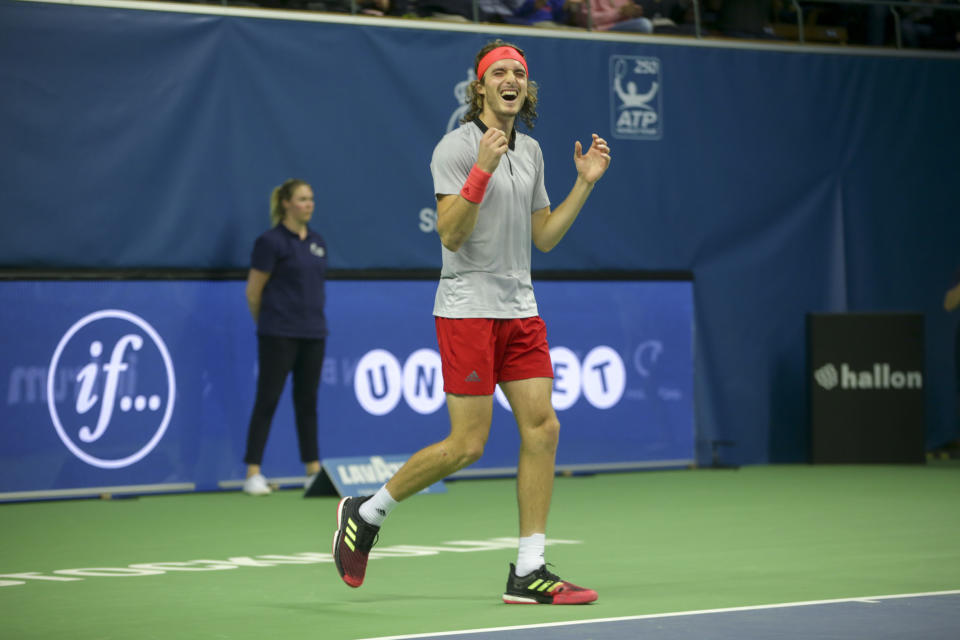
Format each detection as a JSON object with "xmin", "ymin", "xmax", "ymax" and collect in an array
[
  {"xmin": 304, "ymin": 473, "xmax": 318, "ymax": 490},
  {"xmin": 243, "ymin": 473, "xmax": 272, "ymax": 496}
]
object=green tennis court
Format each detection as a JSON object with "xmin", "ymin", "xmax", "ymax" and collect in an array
[{"xmin": 2, "ymin": 464, "xmax": 958, "ymax": 639}]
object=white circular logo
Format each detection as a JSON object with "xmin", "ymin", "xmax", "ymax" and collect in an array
[
  {"xmin": 46, "ymin": 310, "xmax": 176, "ymax": 469},
  {"xmin": 581, "ymin": 346, "xmax": 626, "ymax": 409},
  {"xmin": 354, "ymin": 349, "xmax": 403, "ymax": 416},
  {"xmin": 402, "ymin": 349, "xmax": 445, "ymax": 415},
  {"xmin": 549, "ymin": 346, "xmax": 582, "ymax": 411}
]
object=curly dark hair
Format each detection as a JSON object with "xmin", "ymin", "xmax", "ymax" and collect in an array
[{"xmin": 461, "ymin": 40, "xmax": 539, "ymax": 131}]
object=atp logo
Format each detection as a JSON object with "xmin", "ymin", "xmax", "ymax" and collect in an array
[
  {"xmin": 418, "ymin": 67, "xmax": 480, "ymax": 235},
  {"xmin": 46, "ymin": 310, "xmax": 176, "ymax": 469},
  {"xmin": 610, "ymin": 55, "xmax": 662, "ymax": 140},
  {"xmin": 446, "ymin": 67, "xmax": 477, "ymax": 134}
]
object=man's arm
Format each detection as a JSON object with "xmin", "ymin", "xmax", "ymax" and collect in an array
[
  {"xmin": 245, "ymin": 268, "xmax": 271, "ymax": 322},
  {"xmin": 946, "ymin": 281, "xmax": 960, "ymax": 312},
  {"xmin": 436, "ymin": 193, "xmax": 482, "ymax": 253},
  {"xmin": 437, "ymin": 127, "xmax": 510, "ymax": 252},
  {"xmin": 531, "ymin": 133, "xmax": 611, "ymax": 253}
]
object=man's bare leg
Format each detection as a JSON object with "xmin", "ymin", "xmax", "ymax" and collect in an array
[
  {"xmin": 333, "ymin": 393, "xmax": 494, "ymax": 587},
  {"xmin": 500, "ymin": 377, "xmax": 560, "ymax": 537},
  {"xmin": 385, "ymin": 393, "xmax": 495, "ymax": 501}
]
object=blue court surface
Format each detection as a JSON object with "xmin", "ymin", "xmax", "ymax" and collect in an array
[{"xmin": 360, "ymin": 591, "xmax": 960, "ymax": 640}]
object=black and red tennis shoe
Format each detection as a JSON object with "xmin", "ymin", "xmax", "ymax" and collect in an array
[
  {"xmin": 332, "ymin": 496, "xmax": 380, "ymax": 588},
  {"xmin": 502, "ymin": 563, "xmax": 598, "ymax": 604}
]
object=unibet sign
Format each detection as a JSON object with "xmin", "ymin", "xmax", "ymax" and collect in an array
[{"xmin": 353, "ymin": 346, "xmax": 627, "ymax": 416}]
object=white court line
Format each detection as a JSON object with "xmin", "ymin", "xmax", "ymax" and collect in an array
[{"xmin": 357, "ymin": 589, "xmax": 960, "ymax": 640}]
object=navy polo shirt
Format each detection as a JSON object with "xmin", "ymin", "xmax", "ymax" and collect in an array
[{"xmin": 251, "ymin": 224, "xmax": 328, "ymax": 339}]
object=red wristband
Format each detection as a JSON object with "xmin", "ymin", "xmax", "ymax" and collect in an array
[{"xmin": 459, "ymin": 164, "xmax": 492, "ymax": 204}]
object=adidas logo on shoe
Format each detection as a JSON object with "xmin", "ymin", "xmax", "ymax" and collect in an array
[{"xmin": 465, "ymin": 371, "xmax": 481, "ymax": 382}]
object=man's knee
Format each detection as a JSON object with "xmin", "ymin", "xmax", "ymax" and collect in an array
[
  {"xmin": 461, "ymin": 442, "xmax": 485, "ymax": 467},
  {"xmin": 446, "ymin": 436, "xmax": 486, "ymax": 469},
  {"xmin": 522, "ymin": 415, "xmax": 560, "ymax": 447}
]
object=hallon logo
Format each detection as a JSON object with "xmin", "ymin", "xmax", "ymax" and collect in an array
[
  {"xmin": 814, "ymin": 362, "xmax": 923, "ymax": 391},
  {"xmin": 46, "ymin": 310, "xmax": 176, "ymax": 469}
]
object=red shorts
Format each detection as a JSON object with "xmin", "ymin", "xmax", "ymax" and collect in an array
[{"xmin": 435, "ymin": 316, "xmax": 554, "ymax": 395}]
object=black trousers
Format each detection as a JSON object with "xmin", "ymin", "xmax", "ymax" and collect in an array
[{"xmin": 244, "ymin": 335, "xmax": 326, "ymax": 465}]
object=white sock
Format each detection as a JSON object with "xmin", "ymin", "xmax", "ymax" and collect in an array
[
  {"xmin": 358, "ymin": 485, "xmax": 397, "ymax": 527},
  {"xmin": 515, "ymin": 533, "xmax": 546, "ymax": 577}
]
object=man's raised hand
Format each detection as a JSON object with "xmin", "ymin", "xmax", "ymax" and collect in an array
[
  {"xmin": 477, "ymin": 127, "xmax": 510, "ymax": 173},
  {"xmin": 574, "ymin": 133, "xmax": 611, "ymax": 184}
]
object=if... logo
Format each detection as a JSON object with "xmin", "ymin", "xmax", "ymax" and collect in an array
[{"xmin": 46, "ymin": 310, "xmax": 176, "ymax": 469}]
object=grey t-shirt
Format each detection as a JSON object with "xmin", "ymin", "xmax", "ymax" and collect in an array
[{"xmin": 430, "ymin": 120, "xmax": 550, "ymax": 318}]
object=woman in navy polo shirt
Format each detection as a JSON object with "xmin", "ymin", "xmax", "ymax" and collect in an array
[{"xmin": 242, "ymin": 178, "xmax": 328, "ymax": 496}]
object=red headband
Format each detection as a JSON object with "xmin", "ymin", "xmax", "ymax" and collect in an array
[{"xmin": 476, "ymin": 46, "xmax": 529, "ymax": 82}]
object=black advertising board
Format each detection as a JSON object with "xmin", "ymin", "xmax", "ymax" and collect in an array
[{"xmin": 808, "ymin": 313, "xmax": 925, "ymax": 463}]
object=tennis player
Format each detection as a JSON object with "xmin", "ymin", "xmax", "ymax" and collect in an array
[{"xmin": 333, "ymin": 39, "xmax": 611, "ymax": 604}]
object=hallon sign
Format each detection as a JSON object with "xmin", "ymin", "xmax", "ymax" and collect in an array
[
  {"xmin": 814, "ymin": 362, "xmax": 923, "ymax": 391},
  {"xmin": 807, "ymin": 313, "xmax": 924, "ymax": 464}
]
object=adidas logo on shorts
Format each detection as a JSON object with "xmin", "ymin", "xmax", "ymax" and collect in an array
[{"xmin": 465, "ymin": 371, "xmax": 481, "ymax": 382}]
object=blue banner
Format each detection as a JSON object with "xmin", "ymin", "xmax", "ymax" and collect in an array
[
  {"xmin": 0, "ymin": 279, "xmax": 694, "ymax": 499},
  {"xmin": 3, "ymin": 0, "xmax": 956, "ymax": 466}
]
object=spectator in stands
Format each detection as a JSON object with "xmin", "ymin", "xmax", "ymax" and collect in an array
[
  {"xmin": 905, "ymin": 0, "xmax": 960, "ymax": 49},
  {"xmin": 862, "ymin": 0, "xmax": 960, "ymax": 48},
  {"xmin": 505, "ymin": 0, "xmax": 583, "ymax": 25},
  {"xmin": 258, "ymin": 0, "xmax": 391, "ymax": 15},
  {"xmin": 638, "ymin": 0, "xmax": 695, "ymax": 33},
  {"xmin": 420, "ymin": 0, "xmax": 524, "ymax": 22},
  {"xmin": 571, "ymin": 0, "xmax": 654, "ymax": 32},
  {"xmin": 242, "ymin": 179, "xmax": 328, "ymax": 496}
]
